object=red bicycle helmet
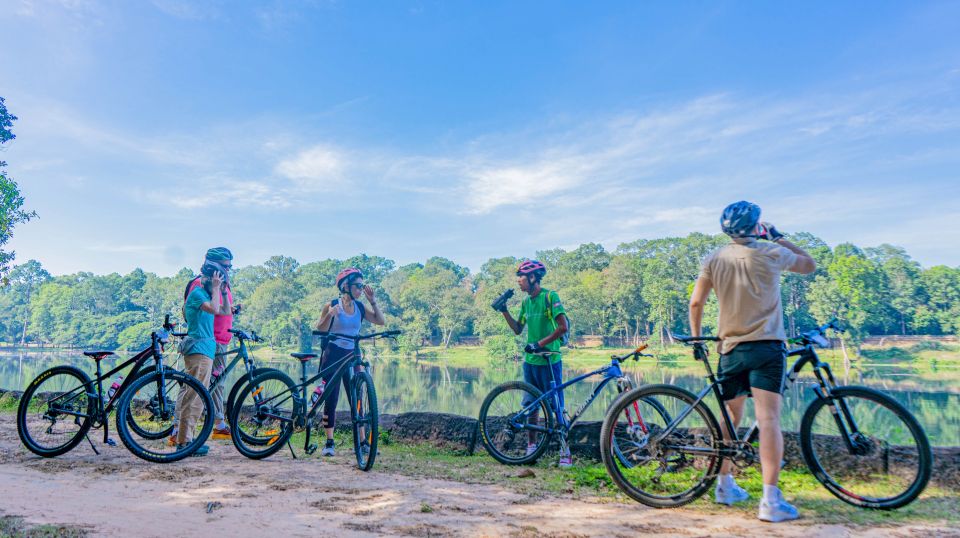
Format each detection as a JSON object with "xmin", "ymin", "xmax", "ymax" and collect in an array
[{"xmin": 336, "ymin": 267, "xmax": 364, "ymax": 290}]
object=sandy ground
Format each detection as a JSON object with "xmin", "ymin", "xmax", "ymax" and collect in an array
[{"xmin": 0, "ymin": 415, "xmax": 955, "ymax": 538}]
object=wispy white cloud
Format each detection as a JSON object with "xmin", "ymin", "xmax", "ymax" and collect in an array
[
  {"xmin": 150, "ymin": 0, "xmax": 221, "ymax": 20},
  {"xmin": 273, "ymin": 144, "xmax": 344, "ymax": 191}
]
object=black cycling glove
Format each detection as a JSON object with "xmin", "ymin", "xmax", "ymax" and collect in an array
[
  {"xmin": 524, "ymin": 342, "xmax": 546, "ymax": 354},
  {"xmin": 759, "ymin": 222, "xmax": 784, "ymax": 242}
]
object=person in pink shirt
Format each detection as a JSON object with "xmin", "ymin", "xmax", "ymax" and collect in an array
[{"xmin": 182, "ymin": 247, "xmax": 237, "ymax": 439}]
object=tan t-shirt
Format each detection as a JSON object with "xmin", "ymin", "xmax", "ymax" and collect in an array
[{"xmin": 700, "ymin": 239, "xmax": 799, "ymax": 354}]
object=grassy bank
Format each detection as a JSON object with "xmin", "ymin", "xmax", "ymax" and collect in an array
[{"xmin": 295, "ymin": 430, "xmax": 959, "ymax": 527}]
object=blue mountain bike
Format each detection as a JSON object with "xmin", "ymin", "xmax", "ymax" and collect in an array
[{"xmin": 478, "ymin": 345, "xmax": 669, "ymax": 465}]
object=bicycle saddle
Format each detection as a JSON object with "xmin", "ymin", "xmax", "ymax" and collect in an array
[
  {"xmin": 290, "ymin": 352, "xmax": 318, "ymax": 362},
  {"xmin": 83, "ymin": 351, "xmax": 115, "ymax": 360}
]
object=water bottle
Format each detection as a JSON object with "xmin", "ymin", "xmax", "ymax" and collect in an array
[
  {"xmin": 310, "ymin": 380, "xmax": 327, "ymax": 406},
  {"xmin": 107, "ymin": 375, "xmax": 124, "ymax": 399},
  {"xmin": 211, "ymin": 365, "xmax": 224, "ymax": 384}
]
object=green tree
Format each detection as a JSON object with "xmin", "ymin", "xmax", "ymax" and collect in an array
[
  {"xmin": 5, "ymin": 260, "xmax": 50, "ymax": 344},
  {"xmin": 809, "ymin": 248, "xmax": 887, "ymax": 345},
  {"xmin": 0, "ymin": 96, "xmax": 37, "ymax": 280}
]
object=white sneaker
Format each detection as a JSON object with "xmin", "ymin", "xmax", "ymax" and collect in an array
[
  {"xmin": 558, "ymin": 455, "xmax": 573, "ymax": 468},
  {"xmin": 321, "ymin": 441, "xmax": 335, "ymax": 457},
  {"xmin": 525, "ymin": 443, "xmax": 538, "ymax": 457},
  {"xmin": 759, "ymin": 494, "xmax": 800, "ymax": 522},
  {"xmin": 714, "ymin": 482, "xmax": 750, "ymax": 505}
]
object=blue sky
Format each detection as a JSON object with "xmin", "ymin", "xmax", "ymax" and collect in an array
[{"xmin": 2, "ymin": 0, "xmax": 959, "ymax": 276}]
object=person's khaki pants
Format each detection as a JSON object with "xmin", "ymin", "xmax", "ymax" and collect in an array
[{"xmin": 175, "ymin": 354, "xmax": 212, "ymax": 445}]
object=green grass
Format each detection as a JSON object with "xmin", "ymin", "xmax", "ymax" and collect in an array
[
  {"xmin": 0, "ymin": 515, "xmax": 88, "ymax": 538},
  {"xmin": 364, "ymin": 440, "xmax": 959, "ymax": 526}
]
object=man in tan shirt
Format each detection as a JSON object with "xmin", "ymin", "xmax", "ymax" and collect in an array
[{"xmin": 689, "ymin": 201, "xmax": 815, "ymax": 522}]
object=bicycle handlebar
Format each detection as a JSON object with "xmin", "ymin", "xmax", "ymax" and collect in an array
[
  {"xmin": 228, "ymin": 328, "xmax": 263, "ymax": 342},
  {"xmin": 610, "ymin": 344, "xmax": 654, "ymax": 362},
  {"xmin": 788, "ymin": 318, "xmax": 844, "ymax": 348},
  {"xmin": 672, "ymin": 334, "xmax": 721, "ymax": 344},
  {"xmin": 312, "ymin": 330, "xmax": 402, "ymax": 340}
]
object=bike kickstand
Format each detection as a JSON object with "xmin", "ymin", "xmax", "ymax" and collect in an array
[
  {"xmin": 85, "ymin": 434, "xmax": 100, "ymax": 456},
  {"xmin": 287, "ymin": 440, "xmax": 298, "ymax": 460}
]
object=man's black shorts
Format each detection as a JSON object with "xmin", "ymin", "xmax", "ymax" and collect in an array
[{"xmin": 717, "ymin": 340, "xmax": 787, "ymax": 400}]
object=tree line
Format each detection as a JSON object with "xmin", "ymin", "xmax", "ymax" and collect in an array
[{"xmin": 2, "ymin": 233, "xmax": 959, "ymax": 358}]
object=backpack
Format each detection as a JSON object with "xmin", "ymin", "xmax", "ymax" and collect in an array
[
  {"xmin": 541, "ymin": 289, "xmax": 571, "ymax": 347},
  {"xmin": 183, "ymin": 275, "xmax": 201, "ymax": 302}
]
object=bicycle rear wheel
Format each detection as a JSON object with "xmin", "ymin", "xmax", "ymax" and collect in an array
[
  {"xmin": 478, "ymin": 381, "xmax": 554, "ymax": 465},
  {"xmin": 800, "ymin": 385, "xmax": 932, "ymax": 509},
  {"xmin": 350, "ymin": 371, "xmax": 378, "ymax": 471},
  {"xmin": 17, "ymin": 366, "xmax": 94, "ymax": 457},
  {"xmin": 116, "ymin": 370, "xmax": 213, "ymax": 463},
  {"xmin": 600, "ymin": 384, "xmax": 722, "ymax": 508},
  {"xmin": 229, "ymin": 369, "xmax": 297, "ymax": 460}
]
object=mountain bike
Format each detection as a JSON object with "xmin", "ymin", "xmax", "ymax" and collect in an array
[
  {"xmin": 478, "ymin": 345, "xmax": 670, "ymax": 465},
  {"xmin": 600, "ymin": 320, "xmax": 932, "ymax": 510},
  {"xmin": 17, "ymin": 315, "xmax": 213, "ymax": 463},
  {"xmin": 229, "ymin": 330, "xmax": 400, "ymax": 471}
]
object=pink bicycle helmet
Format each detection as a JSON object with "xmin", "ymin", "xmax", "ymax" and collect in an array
[
  {"xmin": 516, "ymin": 260, "xmax": 547, "ymax": 279},
  {"xmin": 336, "ymin": 267, "xmax": 364, "ymax": 290}
]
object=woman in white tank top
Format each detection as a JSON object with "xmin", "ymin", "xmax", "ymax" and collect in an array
[{"xmin": 313, "ymin": 268, "xmax": 386, "ymax": 456}]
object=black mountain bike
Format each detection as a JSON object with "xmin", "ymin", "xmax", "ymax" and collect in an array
[
  {"xmin": 600, "ymin": 320, "xmax": 932, "ymax": 510},
  {"xmin": 17, "ymin": 315, "xmax": 213, "ymax": 463},
  {"xmin": 229, "ymin": 330, "xmax": 400, "ymax": 471}
]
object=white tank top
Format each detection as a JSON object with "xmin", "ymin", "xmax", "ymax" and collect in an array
[{"xmin": 329, "ymin": 300, "xmax": 363, "ymax": 350}]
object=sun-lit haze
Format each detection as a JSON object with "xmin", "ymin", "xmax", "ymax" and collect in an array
[{"xmin": 3, "ymin": 1, "xmax": 959, "ymax": 275}]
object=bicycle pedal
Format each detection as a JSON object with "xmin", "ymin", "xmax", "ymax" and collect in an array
[
  {"xmin": 305, "ymin": 443, "xmax": 318, "ymax": 455},
  {"xmin": 105, "ymin": 438, "xmax": 118, "ymax": 447}
]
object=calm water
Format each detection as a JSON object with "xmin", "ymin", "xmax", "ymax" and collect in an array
[{"xmin": 2, "ymin": 348, "xmax": 957, "ymax": 446}]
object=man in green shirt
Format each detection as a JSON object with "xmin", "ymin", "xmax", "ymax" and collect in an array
[{"xmin": 496, "ymin": 259, "xmax": 571, "ymax": 467}]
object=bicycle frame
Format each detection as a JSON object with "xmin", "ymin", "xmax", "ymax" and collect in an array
[
  {"xmin": 658, "ymin": 333, "xmax": 869, "ymax": 463},
  {"xmin": 512, "ymin": 357, "xmax": 628, "ymax": 436},
  {"xmin": 45, "ymin": 330, "xmax": 172, "ymax": 445},
  {"xmin": 209, "ymin": 335, "xmax": 257, "ymax": 393},
  {"xmin": 246, "ymin": 330, "xmax": 396, "ymax": 456}
]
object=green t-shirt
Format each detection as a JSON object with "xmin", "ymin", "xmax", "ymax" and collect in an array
[
  {"xmin": 184, "ymin": 287, "xmax": 216, "ymax": 359},
  {"xmin": 517, "ymin": 289, "xmax": 566, "ymax": 365}
]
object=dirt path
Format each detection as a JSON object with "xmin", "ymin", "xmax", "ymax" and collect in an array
[{"xmin": 0, "ymin": 416, "xmax": 953, "ymax": 538}]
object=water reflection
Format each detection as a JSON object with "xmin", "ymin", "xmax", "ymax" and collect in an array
[{"xmin": 2, "ymin": 349, "xmax": 956, "ymax": 446}]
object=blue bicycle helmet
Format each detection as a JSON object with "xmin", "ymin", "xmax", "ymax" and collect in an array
[{"xmin": 720, "ymin": 201, "xmax": 761, "ymax": 238}]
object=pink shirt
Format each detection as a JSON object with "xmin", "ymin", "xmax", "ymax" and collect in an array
[{"xmin": 187, "ymin": 277, "xmax": 234, "ymax": 345}]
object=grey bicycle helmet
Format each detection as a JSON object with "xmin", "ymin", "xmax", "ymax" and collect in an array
[{"xmin": 720, "ymin": 201, "xmax": 761, "ymax": 238}]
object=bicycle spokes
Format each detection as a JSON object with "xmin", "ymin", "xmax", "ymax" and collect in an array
[
  {"xmin": 801, "ymin": 387, "xmax": 931, "ymax": 508},
  {"xmin": 19, "ymin": 368, "xmax": 92, "ymax": 455},
  {"xmin": 603, "ymin": 387, "xmax": 721, "ymax": 506},
  {"xmin": 479, "ymin": 383, "xmax": 551, "ymax": 464}
]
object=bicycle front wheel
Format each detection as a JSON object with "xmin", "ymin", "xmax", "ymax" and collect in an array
[
  {"xmin": 225, "ymin": 367, "xmax": 274, "ymax": 446},
  {"xmin": 229, "ymin": 369, "xmax": 298, "ymax": 460},
  {"xmin": 17, "ymin": 366, "xmax": 94, "ymax": 457},
  {"xmin": 478, "ymin": 381, "xmax": 554, "ymax": 465},
  {"xmin": 350, "ymin": 371, "xmax": 378, "ymax": 471},
  {"xmin": 116, "ymin": 370, "xmax": 214, "ymax": 463},
  {"xmin": 123, "ymin": 366, "xmax": 176, "ymax": 441},
  {"xmin": 800, "ymin": 385, "xmax": 932, "ymax": 509},
  {"xmin": 600, "ymin": 384, "xmax": 722, "ymax": 508}
]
